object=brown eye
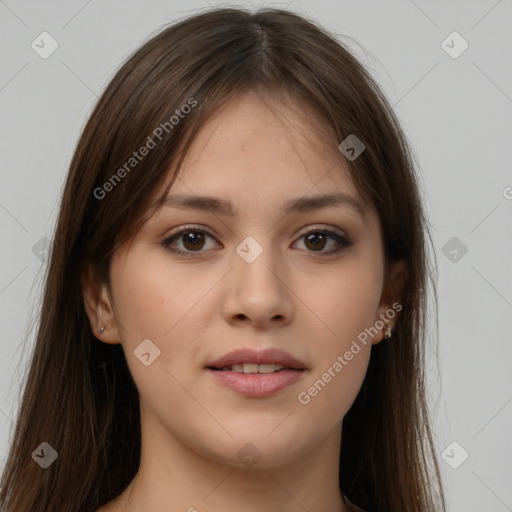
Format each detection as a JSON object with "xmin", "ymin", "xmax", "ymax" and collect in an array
[
  {"xmin": 304, "ymin": 232, "xmax": 328, "ymax": 251},
  {"xmin": 294, "ymin": 229, "xmax": 352, "ymax": 256},
  {"xmin": 181, "ymin": 231, "xmax": 206, "ymax": 251},
  {"xmin": 162, "ymin": 227, "xmax": 219, "ymax": 255},
  {"xmin": 162, "ymin": 226, "xmax": 352, "ymax": 257}
]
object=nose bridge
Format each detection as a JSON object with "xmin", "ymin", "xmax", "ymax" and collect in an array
[
  {"xmin": 234, "ymin": 233, "xmax": 282, "ymax": 294},
  {"xmin": 223, "ymin": 232, "xmax": 293, "ymax": 325}
]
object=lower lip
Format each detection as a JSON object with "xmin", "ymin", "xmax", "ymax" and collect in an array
[{"xmin": 207, "ymin": 369, "xmax": 304, "ymax": 397}]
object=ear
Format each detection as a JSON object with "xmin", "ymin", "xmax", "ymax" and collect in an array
[
  {"xmin": 372, "ymin": 259, "xmax": 407, "ymax": 345},
  {"xmin": 81, "ymin": 262, "xmax": 121, "ymax": 344}
]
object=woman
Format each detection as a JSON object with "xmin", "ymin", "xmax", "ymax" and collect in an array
[{"xmin": 0, "ymin": 7, "xmax": 445, "ymax": 511}]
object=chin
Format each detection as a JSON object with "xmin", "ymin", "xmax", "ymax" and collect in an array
[{"xmin": 200, "ymin": 431, "xmax": 313, "ymax": 470}]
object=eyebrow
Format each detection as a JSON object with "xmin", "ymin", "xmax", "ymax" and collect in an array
[{"xmin": 160, "ymin": 192, "xmax": 367, "ymax": 219}]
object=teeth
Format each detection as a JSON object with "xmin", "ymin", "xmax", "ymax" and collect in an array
[
  {"xmin": 258, "ymin": 363, "xmax": 284, "ymax": 374},
  {"xmin": 220, "ymin": 363, "xmax": 288, "ymax": 373},
  {"xmin": 242, "ymin": 363, "xmax": 259, "ymax": 373}
]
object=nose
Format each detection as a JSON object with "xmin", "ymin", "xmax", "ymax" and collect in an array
[{"xmin": 220, "ymin": 239, "xmax": 294, "ymax": 329}]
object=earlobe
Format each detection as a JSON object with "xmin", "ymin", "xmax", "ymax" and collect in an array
[
  {"xmin": 372, "ymin": 260, "xmax": 407, "ymax": 345},
  {"xmin": 81, "ymin": 263, "xmax": 121, "ymax": 344}
]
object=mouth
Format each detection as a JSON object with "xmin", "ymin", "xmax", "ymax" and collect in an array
[
  {"xmin": 211, "ymin": 363, "xmax": 298, "ymax": 373},
  {"xmin": 205, "ymin": 348, "xmax": 306, "ymax": 397},
  {"xmin": 206, "ymin": 347, "xmax": 306, "ymax": 371}
]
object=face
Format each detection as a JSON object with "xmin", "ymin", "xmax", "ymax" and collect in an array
[{"xmin": 84, "ymin": 91, "xmax": 403, "ymax": 469}]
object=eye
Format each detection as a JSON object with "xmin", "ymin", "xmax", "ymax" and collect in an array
[
  {"xmin": 292, "ymin": 228, "xmax": 352, "ymax": 256},
  {"xmin": 161, "ymin": 225, "xmax": 352, "ymax": 257},
  {"xmin": 161, "ymin": 226, "xmax": 219, "ymax": 255}
]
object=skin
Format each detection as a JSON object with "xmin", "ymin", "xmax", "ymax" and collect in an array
[{"xmin": 83, "ymin": 90, "xmax": 405, "ymax": 512}]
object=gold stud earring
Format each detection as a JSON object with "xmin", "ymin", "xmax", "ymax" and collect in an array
[{"xmin": 383, "ymin": 322, "xmax": 392, "ymax": 340}]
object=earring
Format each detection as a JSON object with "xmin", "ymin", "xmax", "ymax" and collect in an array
[
  {"xmin": 382, "ymin": 322, "xmax": 392, "ymax": 340},
  {"xmin": 98, "ymin": 327, "xmax": 105, "ymax": 334}
]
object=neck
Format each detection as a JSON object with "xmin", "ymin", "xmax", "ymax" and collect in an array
[{"xmin": 110, "ymin": 412, "xmax": 349, "ymax": 512}]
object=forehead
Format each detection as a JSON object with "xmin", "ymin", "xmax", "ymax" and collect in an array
[
  {"xmin": 183, "ymin": 92, "xmax": 352, "ymax": 187},
  {"xmin": 173, "ymin": 91, "xmax": 358, "ymax": 197}
]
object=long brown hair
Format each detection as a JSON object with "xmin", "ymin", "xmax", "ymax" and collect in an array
[{"xmin": 0, "ymin": 7, "xmax": 445, "ymax": 511}]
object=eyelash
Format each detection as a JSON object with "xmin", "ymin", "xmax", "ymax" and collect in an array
[{"xmin": 161, "ymin": 225, "xmax": 353, "ymax": 257}]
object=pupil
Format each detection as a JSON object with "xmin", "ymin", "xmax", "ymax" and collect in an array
[
  {"xmin": 306, "ymin": 233, "xmax": 325, "ymax": 251},
  {"xmin": 184, "ymin": 232, "xmax": 204, "ymax": 250}
]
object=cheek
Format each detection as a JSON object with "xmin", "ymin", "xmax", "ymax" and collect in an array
[
  {"xmin": 109, "ymin": 247, "xmax": 213, "ymax": 342},
  {"xmin": 108, "ymin": 251, "xmax": 217, "ymax": 431},
  {"xmin": 295, "ymin": 252, "xmax": 383, "ymax": 417},
  {"xmin": 108, "ymin": 249, "xmax": 215, "ymax": 389},
  {"xmin": 312, "ymin": 255, "xmax": 384, "ymax": 346}
]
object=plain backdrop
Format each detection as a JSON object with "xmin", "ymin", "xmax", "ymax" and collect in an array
[{"xmin": 1, "ymin": 1, "xmax": 511, "ymax": 510}]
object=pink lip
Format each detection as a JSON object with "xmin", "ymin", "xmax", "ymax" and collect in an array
[
  {"xmin": 205, "ymin": 348, "xmax": 306, "ymax": 398},
  {"xmin": 206, "ymin": 348, "xmax": 306, "ymax": 370},
  {"xmin": 207, "ymin": 368, "xmax": 305, "ymax": 397}
]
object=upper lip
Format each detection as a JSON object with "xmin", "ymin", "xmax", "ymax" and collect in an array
[{"xmin": 207, "ymin": 348, "xmax": 306, "ymax": 370}]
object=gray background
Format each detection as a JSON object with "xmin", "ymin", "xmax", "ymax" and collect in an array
[{"xmin": 1, "ymin": 1, "xmax": 511, "ymax": 510}]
